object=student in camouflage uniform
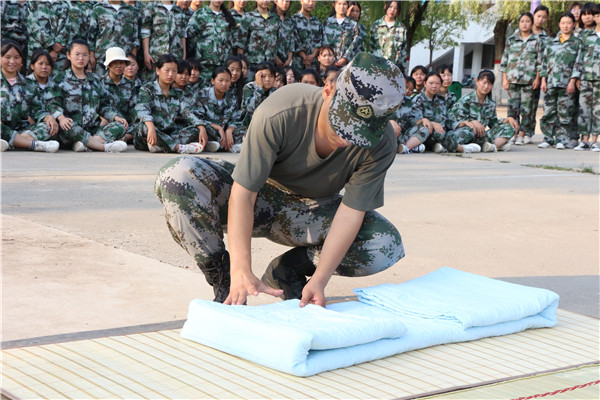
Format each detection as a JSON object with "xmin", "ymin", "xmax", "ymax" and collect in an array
[
  {"xmin": 274, "ymin": 0, "xmax": 296, "ymax": 68},
  {"xmin": 123, "ymin": 52, "xmax": 143, "ymax": 95},
  {"xmin": 133, "ymin": 54, "xmax": 207, "ymax": 154},
  {"xmin": 369, "ymin": 1, "xmax": 407, "ymax": 74},
  {"xmin": 67, "ymin": 1, "xmax": 94, "ymax": 45},
  {"xmin": 187, "ymin": 1, "xmax": 236, "ymax": 84},
  {"xmin": 500, "ymin": 12, "xmax": 543, "ymax": 145},
  {"xmin": 346, "ymin": 2, "xmax": 366, "ymax": 54},
  {"xmin": 25, "ymin": 49, "xmax": 56, "ymax": 104},
  {"xmin": 1, "ymin": 0, "xmax": 28, "ymax": 65},
  {"xmin": 241, "ymin": 61, "xmax": 275, "ymax": 128},
  {"xmin": 235, "ymin": 0, "xmax": 281, "ymax": 71},
  {"xmin": 441, "ymin": 70, "xmax": 519, "ymax": 154},
  {"xmin": 572, "ymin": 5, "xmax": 600, "ymax": 152},
  {"xmin": 1, "ymin": 41, "xmax": 59, "ymax": 152},
  {"xmin": 291, "ymin": 0, "xmax": 323, "ymax": 71},
  {"xmin": 530, "ymin": 5, "xmax": 551, "ymax": 144},
  {"xmin": 436, "ymin": 64, "xmax": 457, "ymax": 110},
  {"xmin": 322, "ymin": 0, "xmax": 361, "ymax": 68},
  {"xmin": 538, "ymin": 13, "xmax": 582, "ymax": 150},
  {"xmin": 154, "ymin": 53, "xmax": 405, "ymax": 305},
  {"xmin": 229, "ymin": 0, "xmax": 246, "ymax": 45},
  {"xmin": 47, "ymin": 40, "xmax": 128, "ymax": 153},
  {"xmin": 26, "ymin": 1, "xmax": 70, "ymax": 69},
  {"xmin": 390, "ymin": 88, "xmax": 415, "ymax": 153}
]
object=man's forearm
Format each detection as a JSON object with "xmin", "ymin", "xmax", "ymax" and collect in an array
[{"xmin": 227, "ymin": 182, "xmax": 258, "ymax": 274}]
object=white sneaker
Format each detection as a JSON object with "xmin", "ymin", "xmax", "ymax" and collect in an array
[
  {"xmin": 515, "ymin": 137, "xmax": 524, "ymax": 145},
  {"xmin": 556, "ymin": 142, "xmax": 565, "ymax": 150},
  {"xmin": 397, "ymin": 143, "xmax": 409, "ymax": 154},
  {"xmin": 433, "ymin": 143, "xmax": 446, "ymax": 153},
  {"xmin": 205, "ymin": 141, "xmax": 220, "ymax": 152},
  {"xmin": 537, "ymin": 141, "xmax": 551, "ymax": 149},
  {"xmin": 523, "ymin": 136, "xmax": 532, "ymax": 144},
  {"xmin": 574, "ymin": 142, "xmax": 590, "ymax": 151},
  {"xmin": 498, "ymin": 142, "xmax": 511, "ymax": 152},
  {"xmin": 178, "ymin": 142, "xmax": 204, "ymax": 154},
  {"xmin": 230, "ymin": 143, "xmax": 242, "ymax": 153},
  {"xmin": 72, "ymin": 141, "xmax": 88, "ymax": 152},
  {"xmin": 411, "ymin": 144, "xmax": 426, "ymax": 153},
  {"xmin": 591, "ymin": 143, "xmax": 600, "ymax": 152},
  {"xmin": 148, "ymin": 143, "xmax": 164, "ymax": 153},
  {"xmin": 509, "ymin": 136, "xmax": 516, "ymax": 145},
  {"xmin": 482, "ymin": 142, "xmax": 497, "ymax": 152},
  {"xmin": 1, "ymin": 139, "xmax": 9, "ymax": 151},
  {"xmin": 34, "ymin": 140, "xmax": 59, "ymax": 153},
  {"xmin": 104, "ymin": 141, "xmax": 127, "ymax": 152},
  {"xmin": 462, "ymin": 143, "xmax": 481, "ymax": 153}
]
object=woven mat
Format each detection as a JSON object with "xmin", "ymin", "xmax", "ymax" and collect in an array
[{"xmin": 2, "ymin": 310, "xmax": 598, "ymax": 400}]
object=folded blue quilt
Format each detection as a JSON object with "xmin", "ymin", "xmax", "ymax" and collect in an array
[{"xmin": 180, "ymin": 267, "xmax": 559, "ymax": 376}]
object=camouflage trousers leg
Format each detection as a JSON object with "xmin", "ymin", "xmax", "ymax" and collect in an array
[
  {"xmin": 154, "ymin": 156, "xmax": 405, "ymax": 278},
  {"xmin": 407, "ymin": 124, "xmax": 430, "ymax": 143},
  {"xmin": 134, "ymin": 124, "xmax": 198, "ymax": 152},
  {"xmin": 441, "ymin": 126, "xmax": 476, "ymax": 152},
  {"xmin": 488, "ymin": 122, "xmax": 517, "ymax": 140},
  {"xmin": 205, "ymin": 125, "xmax": 222, "ymax": 142},
  {"xmin": 94, "ymin": 121, "xmax": 126, "ymax": 142},
  {"xmin": 17, "ymin": 122, "xmax": 53, "ymax": 141},
  {"xmin": 199, "ymin": 64, "xmax": 217, "ymax": 87},
  {"xmin": 540, "ymin": 87, "xmax": 578, "ymax": 145},
  {"xmin": 58, "ymin": 123, "xmax": 92, "ymax": 146},
  {"xmin": 578, "ymin": 80, "xmax": 600, "ymax": 137},
  {"xmin": 508, "ymin": 83, "xmax": 537, "ymax": 136}
]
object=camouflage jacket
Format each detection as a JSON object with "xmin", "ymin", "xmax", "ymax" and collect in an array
[
  {"xmin": 1, "ymin": 0, "xmax": 28, "ymax": 45},
  {"xmin": 573, "ymin": 29, "xmax": 600, "ymax": 82},
  {"xmin": 411, "ymin": 92, "xmax": 454, "ymax": 131},
  {"xmin": 236, "ymin": 10, "xmax": 281, "ymax": 64},
  {"xmin": 369, "ymin": 17, "xmax": 407, "ymax": 71},
  {"xmin": 241, "ymin": 81, "xmax": 274, "ymax": 127},
  {"xmin": 89, "ymin": 1, "xmax": 139, "ymax": 57},
  {"xmin": 197, "ymin": 86, "xmax": 242, "ymax": 130},
  {"xmin": 186, "ymin": 6, "xmax": 233, "ymax": 66},
  {"xmin": 540, "ymin": 33, "xmax": 582, "ymax": 88},
  {"xmin": 276, "ymin": 15, "xmax": 297, "ymax": 62},
  {"xmin": 449, "ymin": 91, "xmax": 502, "ymax": 130},
  {"xmin": 25, "ymin": 73, "xmax": 56, "ymax": 104},
  {"xmin": 1, "ymin": 73, "xmax": 47, "ymax": 133},
  {"xmin": 67, "ymin": 1, "xmax": 94, "ymax": 44},
  {"xmin": 135, "ymin": 80, "xmax": 203, "ymax": 131},
  {"xmin": 392, "ymin": 95, "xmax": 415, "ymax": 131},
  {"xmin": 322, "ymin": 16, "xmax": 360, "ymax": 61},
  {"xmin": 229, "ymin": 8, "xmax": 244, "ymax": 48},
  {"xmin": 48, "ymin": 69, "xmax": 118, "ymax": 128},
  {"xmin": 499, "ymin": 31, "xmax": 542, "ymax": 85},
  {"xmin": 100, "ymin": 73, "xmax": 138, "ymax": 123},
  {"xmin": 142, "ymin": 1, "xmax": 187, "ymax": 60},
  {"xmin": 291, "ymin": 12, "xmax": 322, "ymax": 56},
  {"xmin": 440, "ymin": 90, "xmax": 457, "ymax": 111},
  {"xmin": 26, "ymin": 1, "xmax": 70, "ymax": 52},
  {"xmin": 355, "ymin": 21, "xmax": 367, "ymax": 54}
]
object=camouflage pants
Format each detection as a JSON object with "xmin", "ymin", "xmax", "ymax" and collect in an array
[
  {"xmin": 1, "ymin": 122, "xmax": 53, "ymax": 147},
  {"xmin": 578, "ymin": 80, "xmax": 600, "ymax": 137},
  {"xmin": 205, "ymin": 125, "xmax": 245, "ymax": 145},
  {"xmin": 540, "ymin": 87, "xmax": 578, "ymax": 144},
  {"xmin": 406, "ymin": 123, "xmax": 445, "ymax": 145},
  {"xmin": 507, "ymin": 83, "xmax": 537, "ymax": 136},
  {"xmin": 133, "ymin": 123, "xmax": 199, "ymax": 152},
  {"xmin": 199, "ymin": 63, "xmax": 217, "ymax": 87},
  {"xmin": 441, "ymin": 124, "xmax": 516, "ymax": 153},
  {"xmin": 59, "ymin": 121, "xmax": 125, "ymax": 146},
  {"xmin": 154, "ymin": 156, "xmax": 404, "ymax": 277}
]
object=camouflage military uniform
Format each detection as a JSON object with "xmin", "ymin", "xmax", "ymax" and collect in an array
[
  {"xmin": 186, "ymin": 5, "xmax": 233, "ymax": 83},
  {"xmin": 1, "ymin": 73, "xmax": 51, "ymax": 147},
  {"xmin": 229, "ymin": 8, "xmax": 244, "ymax": 50},
  {"xmin": 369, "ymin": 17, "xmax": 407, "ymax": 73},
  {"xmin": 322, "ymin": 17, "xmax": 360, "ymax": 63},
  {"xmin": 354, "ymin": 21, "xmax": 367, "ymax": 54},
  {"xmin": 531, "ymin": 29, "xmax": 551, "ymax": 127},
  {"xmin": 89, "ymin": 1, "xmax": 139, "ymax": 74},
  {"xmin": 539, "ymin": 33, "xmax": 582, "ymax": 145},
  {"xmin": 291, "ymin": 11, "xmax": 322, "ymax": 71},
  {"xmin": 1, "ymin": 0, "xmax": 28, "ymax": 58},
  {"xmin": 197, "ymin": 86, "xmax": 243, "ymax": 143},
  {"xmin": 440, "ymin": 90, "xmax": 457, "ymax": 110},
  {"xmin": 235, "ymin": 10, "xmax": 280, "ymax": 67},
  {"xmin": 25, "ymin": 73, "xmax": 56, "ymax": 104},
  {"xmin": 407, "ymin": 92, "xmax": 453, "ymax": 145},
  {"xmin": 67, "ymin": 1, "xmax": 94, "ymax": 44},
  {"xmin": 442, "ymin": 91, "xmax": 516, "ymax": 152},
  {"xmin": 241, "ymin": 81, "xmax": 274, "ymax": 128},
  {"xmin": 573, "ymin": 29, "xmax": 600, "ymax": 137},
  {"xmin": 26, "ymin": 1, "xmax": 70, "ymax": 68},
  {"xmin": 47, "ymin": 69, "xmax": 125, "ymax": 146},
  {"xmin": 100, "ymin": 73, "xmax": 138, "ymax": 129},
  {"xmin": 276, "ymin": 15, "xmax": 297, "ymax": 66},
  {"xmin": 392, "ymin": 95, "xmax": 415, "ymax": 144},
  {"xmin": 142, "ymin": 2, "xmax": 187, "ymax": 61},
  {"xmin": 133, "ymin": 80, "xmax": 204, "ymax": 152},
  {"xmin": 499, "ymin": 31, "xmax": 543, "ymax": 137}
]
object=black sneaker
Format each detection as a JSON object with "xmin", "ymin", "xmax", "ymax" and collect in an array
[{"xmin": 261, "ymin": 247, "xmax": 316, "ymax": 300}]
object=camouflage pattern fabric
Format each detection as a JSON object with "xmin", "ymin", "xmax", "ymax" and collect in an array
[
  {"xmin": 197, "ymin": 86, "xmax": 243, "ymax": 143},
  {"xmin": 67, "ymin": 1, "xmax": 94, "ymax": 44},
  {"xmin": 154, "ymin": 156, "xmax": 404, "ymax": 276},
  {"xmin": 100, "ymin": 73, "xmax": 138, "ymax": 125},
  {"xmin": 577, "ymin": 80, "xmax": 600, "ymax": 136},
  {"xmin": 441, "ymin": 90, "xmax": 457, "ymax": 110},
  {"xmin": 1, "ymin": 0, "xmax": 28, "ymax": 53},
  {"xmin": 235, "ymin": 10, "xmax": 281, "ymax": 65},
  {"xmin": 241, "ymin": 81, "xmax": 274, "ymax": 128},
  {"xmin": 540, "ymin": 33, "xmax": 582, "ymax": 89},
  {"xmin": 276, "ymin": 15, "xmax": 297, "ymax": 64},
  {"xmin": 540, "ymin": 87, "xmax": 578, "ymax": 144},
  {"xmin": 354, "ymin": 21, "xmax": 367, "ymax": 54},
  {"xmin": 1, "ymin": 73, "xmax": 51, "ymax": 146},
  {"xmin": 26, "ymin": 1, "xmax": 69, "ymax": 66},
  {"xmin": 291, "ymin": 11, "xmax": 322, "ymax": 70},
  {"xmin": 499, "ymin": 32, "xmax": 542, "ymax": 85},
  {"xmin": 442, "ymin": 123, "xmax": 515, "ymax": 152},
  {"xmin": 322, "ymin": 16, "xmax": 360, "ymax": 61},
  {"xmin": 229, "ymin": 8, "xmax": 244, "ymax": 51},
  {"xmin": 392, "ymin": 95, "xmax": 414, "ymax": 144},
  {"xmin": 573, "ymin": 29, "xmax": 600, "ymax": 82},
  {"xmin": 406, "ymin": 92, "xmax": 452, "ymax": 143},
  {"xmin": 133, "ymin": 122, "xmax": 200, "ymax": 152},
  {"xmin": 506, "ymin": 84, "xmax": 537, "ymax": 136},
  {"xmin": 142, "ymin": 1, "xmax": 187, "ymax": 61},
  {"xmin": 25, "ymin": 73, "xmax": 56, "ymax": 104},
  {"xmin": 369, "ymin": 17, "xmax": 407, "ymax": 73},
  {"xmin": 530, "ymin": 30, "xmax": 551, "ymax": 117}
]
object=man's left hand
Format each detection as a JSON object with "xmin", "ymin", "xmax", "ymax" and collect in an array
[{"xmin": 300, "ymin": 279, "xmax": 326, "ymax": 307}]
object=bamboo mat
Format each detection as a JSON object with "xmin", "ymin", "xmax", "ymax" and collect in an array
[{"xmin": 1, "ymin": 309, "xmax": 598, "ymax": 400}]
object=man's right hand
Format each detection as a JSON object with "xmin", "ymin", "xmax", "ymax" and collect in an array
[{"xmin": 224, "ymin": 269, "xmax": 283, "ymax": 305}]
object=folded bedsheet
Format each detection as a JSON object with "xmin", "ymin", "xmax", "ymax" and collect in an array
[{"xmin": 180, "ymin": 267, "xmax": 559, "ymax": 377}]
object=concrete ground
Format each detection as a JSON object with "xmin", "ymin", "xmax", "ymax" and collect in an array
[{"xmin": 1, "ymin": 133, "xmax": 599, "ymax": 343}]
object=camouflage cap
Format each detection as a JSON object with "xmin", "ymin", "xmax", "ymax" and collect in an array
[{"xmin": 329, "ymin": 52, "xmax": 405, "ymax": 148}]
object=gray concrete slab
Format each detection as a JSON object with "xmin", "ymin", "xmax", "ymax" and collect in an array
[{"xmin": 1, "ymin": 139, "xmax": 599, "ymax": 342}]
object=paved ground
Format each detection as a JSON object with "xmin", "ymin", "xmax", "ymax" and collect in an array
[{"xmin": 1, "ymin": 133, "xmax": 599, "ymax": 343}]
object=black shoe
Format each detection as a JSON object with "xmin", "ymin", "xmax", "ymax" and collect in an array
[
  {"xmin": 261, "ymin": 247, "xmax": 316, "ymax": 300},
  {"xmin": 199, "ymin": 252, "xmax": 230, "ymax": 303}
]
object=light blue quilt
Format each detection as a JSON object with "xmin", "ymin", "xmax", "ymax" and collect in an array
[{"xmin": 180, "ymin": 267, "xmax": 559, "ymax": 376}]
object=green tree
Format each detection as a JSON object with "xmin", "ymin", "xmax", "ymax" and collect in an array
[{"xmin": 418, "ymin": 1, "xmax": 468, "ymax": 67}]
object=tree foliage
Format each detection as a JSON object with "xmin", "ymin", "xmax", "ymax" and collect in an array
[{"xmin": 417, "ymin": 1, "xmax": 468, "ymax": 66}]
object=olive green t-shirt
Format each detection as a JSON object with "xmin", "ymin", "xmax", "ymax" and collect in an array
[{"xmin": 231, "ymin": 84, "xmax": 396, "ymax": 211}]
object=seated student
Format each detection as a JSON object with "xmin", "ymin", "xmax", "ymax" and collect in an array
[
  {"xmin": 241, "ymin": 61, "xmax": 275, "ymax": 128},
  {"xmin": 198, "ymin": 66, "xmax": 243, "ymax": 153},
  {"xmin": 405, "ymin": 76, "xmax": 416, "ymax": 98},
  {"xmin": 299, "ymin": 68, "xmax": 321, "ymax": 86},
  {"xmin": 398, "ymin": 72, "xmax": 453, "ymax": 154},
  {"xmin": 322, "ymin": 66, "xmax": 340, "ymax": 86},
  {"xmin": 436, "ymin": 64, "xmax": 458, "ymax": 110},
  {"xmin": 100, "ymin": 47, "xmax": 138, "ymax": 143},
  {"xmin": 25, "ymin": 49, "xmax": 56, "ymax": 102},
  {"xmin": 133, "ymin": 53, "xmax": 207, "ymax": 154},
  {"xmin": 47, "ymin": 39, "xmax": 129, "ymax": 153},
  {"xmin": 124, "ymin": 53, "xmax": 143, "ymax": 93},
  {"xmin": 226, "ymin": 56, "xmax": 244, "ymax": 108},
  {"xmin": 283, "ymin": 65, "xmax": 298, "ymax": 84},
  {"xmin": 390, "ymin": 77, "xmax": 417, "ymax": 153},
  {"xmin": 439, "ymin": 70, "xmax": 519, "ymax": 154},
  {"xmin": 173, "ymin": 59, "xmax": 190, "ymax": 92},
  {"xmin": 316, "ymin": 45, "xmax": 336, "ymax": 80},
  {"xmin": 187, "ymin": 58, "xmax": 203, "ymax": 89},
  {"xmin": 274, "ymin": 68, "xmax": 287, "ymax": 90},
  {"xmin": 410, "ymin": 65, "xmax": 427, "ymax": 93},
  {"xmin": 1, "ymin": 40, "xmax": 59, "ymax": 153}
]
